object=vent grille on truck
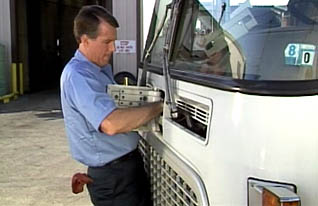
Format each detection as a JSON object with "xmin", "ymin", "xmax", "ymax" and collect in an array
[
  {"xmin": 139, "ymin": 138, "xmax": 199, "ymax": 206},
  {"xmin": 176, "ymin": 98, "xmax": 209, "ymax": 126}
]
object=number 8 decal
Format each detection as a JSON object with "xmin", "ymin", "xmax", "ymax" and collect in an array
[{"xmin": 289, "ymin": 45, "xmax": 297, "ymax": 56}]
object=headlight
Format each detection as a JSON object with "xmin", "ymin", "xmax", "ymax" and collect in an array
[{"xmin": 248, "ymin": 177, "xmax": 301, "ymax": 206}]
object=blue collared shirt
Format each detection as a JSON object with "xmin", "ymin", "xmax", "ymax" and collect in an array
[{"xmin": 60, "ymin": 50, "xmax": 140, "ymax": 167}]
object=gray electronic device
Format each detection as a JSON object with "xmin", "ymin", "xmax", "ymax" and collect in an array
[
  {"xmin": 107, "ymin": 85, "xmax": 162, "ymax": 108},
  {"xmin": 107, "ymin": 85, "xmax": 162, "ymax": 132}
]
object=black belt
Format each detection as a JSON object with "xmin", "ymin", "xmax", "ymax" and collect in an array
[{"xmin": 107, "ymin": 149, "xmax": 139, "ymax": 166}]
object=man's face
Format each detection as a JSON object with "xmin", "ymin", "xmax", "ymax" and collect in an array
[{"xmin": 85, "ymin": 21, "xmax": 117, "ymax": 67}]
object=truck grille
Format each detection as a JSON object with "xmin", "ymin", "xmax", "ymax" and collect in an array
[{"xmin": 139, "ymin": 138, "xmax": 199, "ymax": 206}]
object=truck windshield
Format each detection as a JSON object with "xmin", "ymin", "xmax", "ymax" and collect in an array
[{"xmin": 145, "ymin": 0, "xmax": 318, "ymax": 93}]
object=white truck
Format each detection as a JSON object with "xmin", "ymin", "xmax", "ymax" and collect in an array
[{"xmin": 111, "ymin": 0, "xmax": 318, "ymax": 205}]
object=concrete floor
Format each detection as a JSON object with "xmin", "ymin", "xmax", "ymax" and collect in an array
[{"xmin": 0, "ymin": 90, "xmax": 92, "ymax": 206}]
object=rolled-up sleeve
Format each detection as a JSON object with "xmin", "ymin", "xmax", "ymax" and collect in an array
[{"xmin": 67, "ymin": 70, "xmax": 116, "ymax": 132}]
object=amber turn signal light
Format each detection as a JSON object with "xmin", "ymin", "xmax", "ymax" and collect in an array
[{"xmin": 262, "ymin": 187, "xmax": 300, "ymax": 206}]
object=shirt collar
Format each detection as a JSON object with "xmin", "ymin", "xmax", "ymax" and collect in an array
[
  {"xmin": 75, "ymin": 50, "xmax": 100, "ymax": 70},
  {"xmin": 74, "ymin": 49, "xmax": 115, "ymax": 83}
]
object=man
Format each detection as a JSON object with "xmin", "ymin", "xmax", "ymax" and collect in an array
[{"xmin": 60, "ymin": 5, "xmax": 162, "ymax": 206}]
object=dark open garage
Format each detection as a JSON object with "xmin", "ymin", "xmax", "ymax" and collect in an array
[{"xmin": 12, "ymin": 0, "xmax": 112, "ymax": 92}]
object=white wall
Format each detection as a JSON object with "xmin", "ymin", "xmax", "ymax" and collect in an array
[
  {"xmin": 112, "ymin": 0, "xmax": 157, "ymax": 79},
  {"xmin": 0, "ymin": 0, "xmax": 12, "ymax": 94},
  {"xmin": 112, "ymin": 0, "xmax": 138, "ymax": 77}
]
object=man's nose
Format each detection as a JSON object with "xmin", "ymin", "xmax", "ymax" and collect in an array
[{"xmin": 109, "ymin": 42, "xmax": 116, "ymax": 53}]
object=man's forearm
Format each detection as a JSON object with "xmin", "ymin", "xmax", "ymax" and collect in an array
[{"xmin": 100, "ymin": 102, "xmax": 163, "ymax": 135}]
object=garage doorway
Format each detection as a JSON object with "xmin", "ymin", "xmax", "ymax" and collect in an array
[{"xmin": 24, "ymin": 0, "xmax": 111, "ymax": 92}]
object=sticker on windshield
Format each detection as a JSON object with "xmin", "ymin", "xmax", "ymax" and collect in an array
[{"xmin": 284, "ymin": 43, "xmax": 316, "ymax": 67}]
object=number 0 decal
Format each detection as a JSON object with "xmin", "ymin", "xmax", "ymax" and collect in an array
[{"xmin": 304, "ymin": 52, "xmax": 310, "ymax": 63}]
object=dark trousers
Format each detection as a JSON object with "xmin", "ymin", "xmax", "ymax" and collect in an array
[{"xmin": 87, "ymin": 150, "xmax": 152, "ymax": 206}]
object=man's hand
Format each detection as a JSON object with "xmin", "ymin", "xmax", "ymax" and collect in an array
[{"xmin": 72, "ymin": 173, "xmax": 93, "ymax": 194}]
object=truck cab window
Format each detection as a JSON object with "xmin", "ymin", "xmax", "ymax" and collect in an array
[
  {"xmin": 169, "ymin": 0, "xmax": 318, "ymax": 81},
  {"xmin": 145, "ymin": 0, "xmax": 172, "ymax": 67},
  {"xmin": 144, "ymin": 0, "xmax": 318, "ymax": 95},
  {"xmin": 171, "ymin": 0, "xmax": 239, "ymax": 78}
]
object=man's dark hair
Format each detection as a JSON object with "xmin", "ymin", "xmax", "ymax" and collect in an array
[{"xmin": 74, "ymin": 5, "xmax": 119, "ymax": 43}]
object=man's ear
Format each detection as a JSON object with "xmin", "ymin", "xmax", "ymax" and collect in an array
[{"xmin": 80, "ymin": 35, "xmax": 89, "ymax": 47}]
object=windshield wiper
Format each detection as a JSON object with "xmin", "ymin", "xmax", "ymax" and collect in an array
[
  {"xmin": 162, "ymin": 0, "xmax": 182, "ymax": 119},
  {"xmin": 138, "ymin": 3, "xmax": 172, "ymax": 87}
]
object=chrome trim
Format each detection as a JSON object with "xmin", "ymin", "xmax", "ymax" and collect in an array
[
  {"xmin": 139, "ymin": 131, "xmax": 209, "ymax": 206},
  {"xmin": 248, "ymin": 178, "xmax": 300, "ymax": 205}
]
